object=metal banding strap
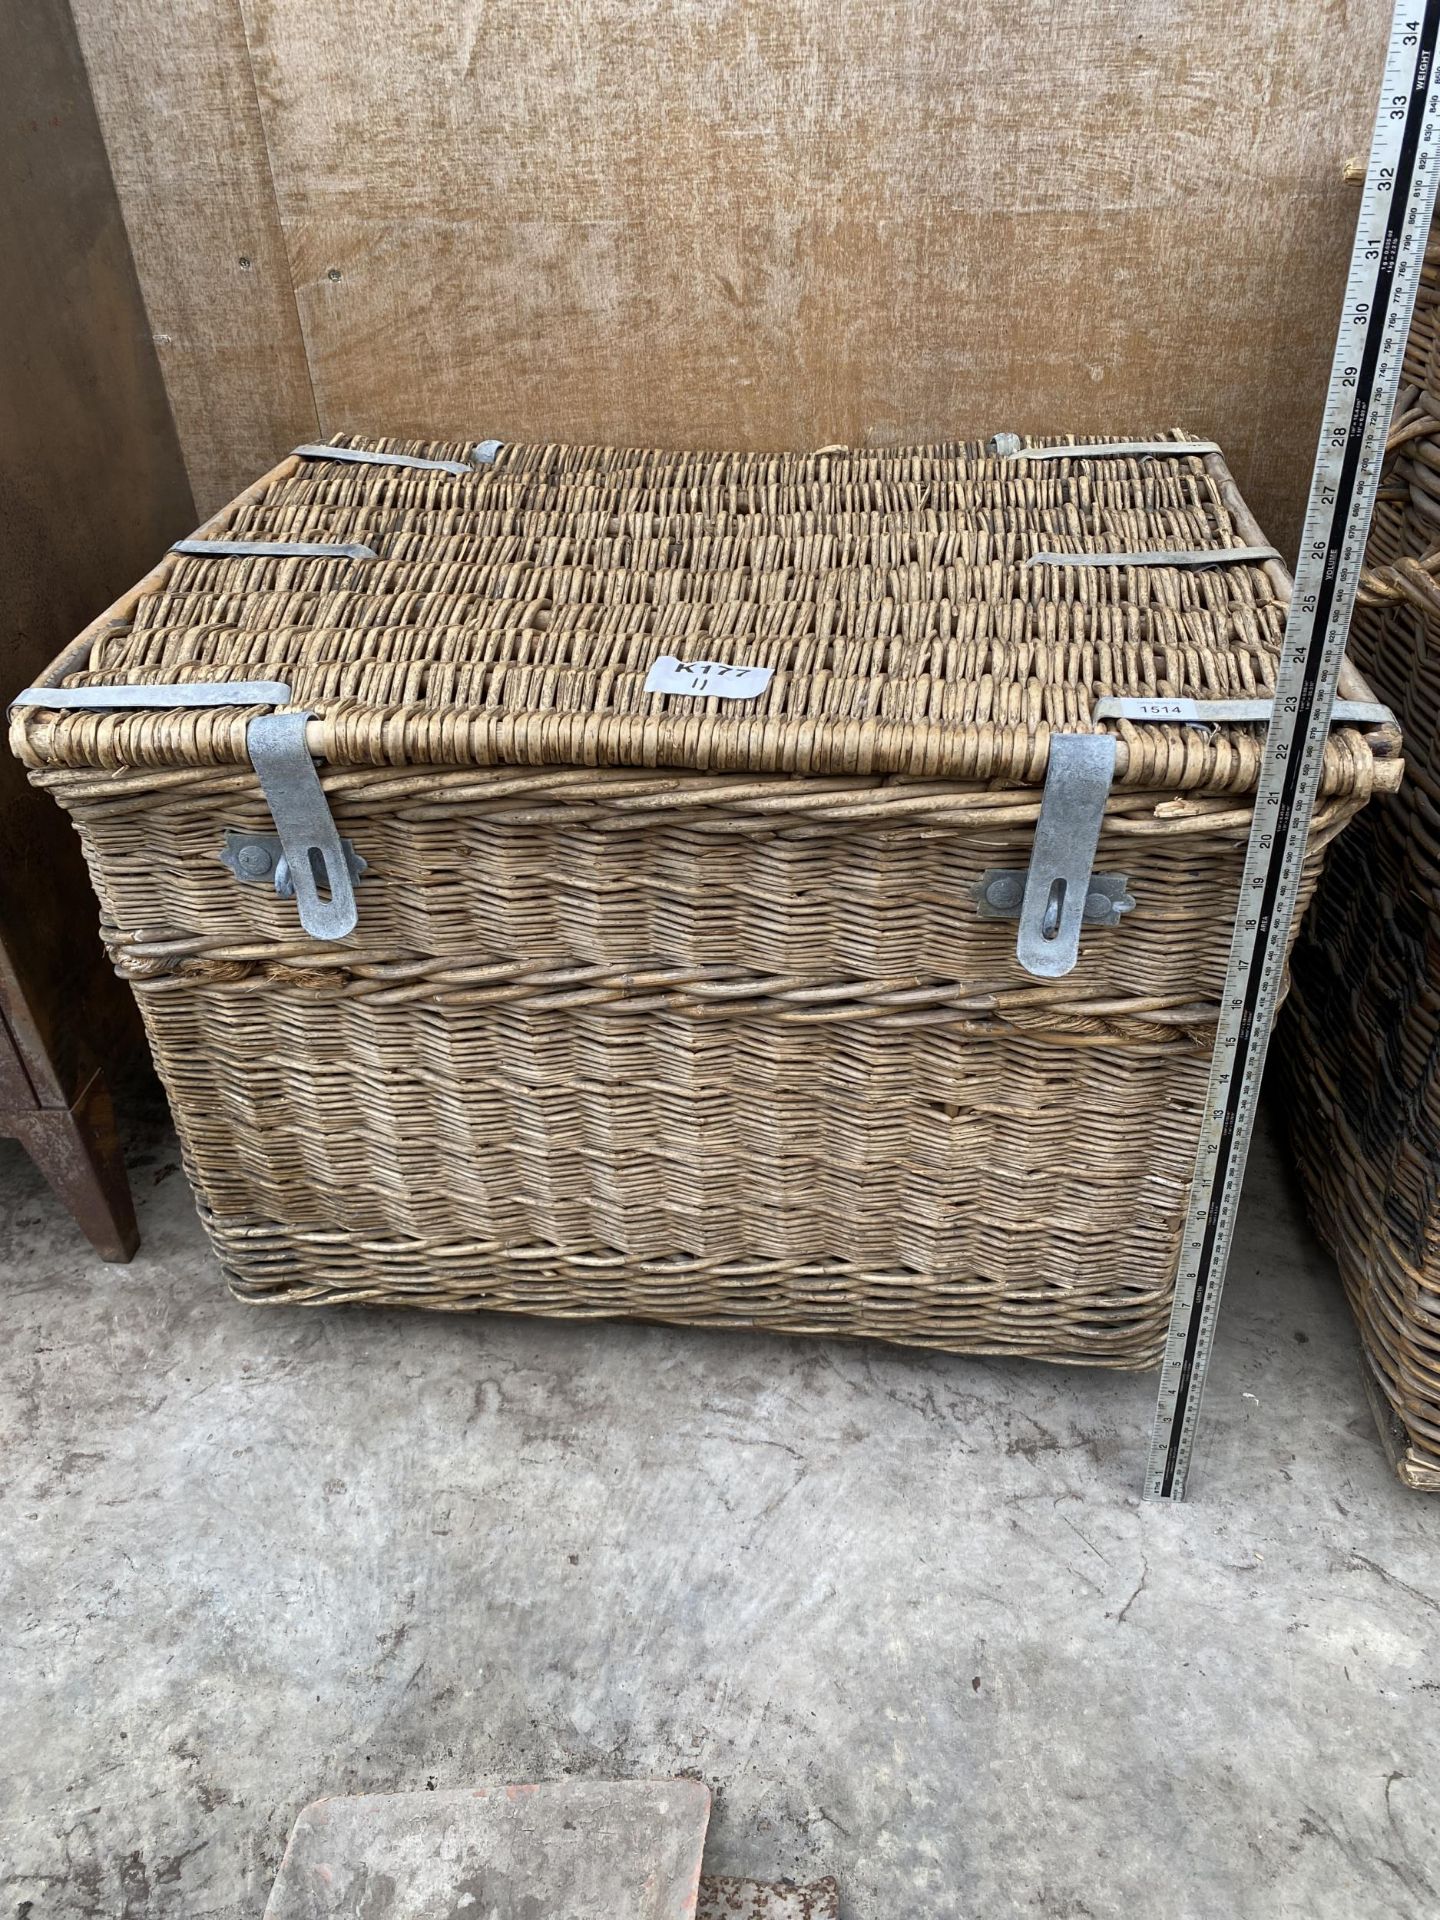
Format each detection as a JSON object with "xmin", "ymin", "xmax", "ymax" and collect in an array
[
  {"xmin": 12, "ymin": 680, "xmax": 293, "ymax": 711},
  {"xmin": 245, "ymin": 712, "xmax": 358, "ymax": 942},
  {"xmin": 1026, "ymin": 546, "xmax": 1281, "ymax": 569},
  {"xmin": 474, "ymin": 440, "xmax": 504, "ymax": 466},
  {"xmin": 292, "ymin": 444, "xmax": 478, "ymax": 477},
  {"xmin": 1093, "ymin": 695, "xmax": 1397, "ymax": 728},
  {"xmin": 1015, "ymin": 734, "xmax": 1118, "ymax": 980},
  {"xmin": 994, "ymin": 439, "xmax": 1223, "ymax": 461},
  {"xmin": 171, "ymin": 538, "xmax": 380, "ymax": 561}
]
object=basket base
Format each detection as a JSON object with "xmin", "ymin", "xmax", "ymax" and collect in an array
[
  {"xmin": 209, "ymin": 1211, "xmax": 1169, "ymax": 1369},
  {"xmin": 1359, "ymin": 1355, "xmax": 1440, "ymax": 1491}
]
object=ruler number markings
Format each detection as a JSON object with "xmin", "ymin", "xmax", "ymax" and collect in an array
[{"xmin": 1144, "ymin": 1, "xmax": 1440, "ymax": 1498}]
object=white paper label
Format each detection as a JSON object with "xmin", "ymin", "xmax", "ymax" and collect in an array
[
  {"xmin": 642, "ymin": 654, "xmax": 775, "ymax": 700},
  {"xmin": 1106, "ymin": 698, "xmax": 1210, "ymax": 721}
]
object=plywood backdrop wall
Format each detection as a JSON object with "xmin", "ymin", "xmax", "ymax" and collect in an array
[
  {"xmin": 2, "ymin": 0, "xmax": 192, "ymax": 1076},
  {"xmin": 72, "ymin": 0, "xmax": 1392, "ymax": 555}
]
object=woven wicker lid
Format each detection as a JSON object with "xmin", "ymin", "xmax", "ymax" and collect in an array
[{"xmin": 12, "ymin": 432, "xmax": 1397, "ymax": 797}]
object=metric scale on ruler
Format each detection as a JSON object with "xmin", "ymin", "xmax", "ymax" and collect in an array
[{"xmin": 1145, "ymin": 0, "xmax": 1440, "ymax": 1500}]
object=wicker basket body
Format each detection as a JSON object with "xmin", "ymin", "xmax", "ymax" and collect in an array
[
  {"xmin": 1280, "ymin": 232, "xmax": 1440, "ymax": 1481},
  {"xmin": 13, "ymin": 435, "xmax": 1394, "ymax": 1366}
]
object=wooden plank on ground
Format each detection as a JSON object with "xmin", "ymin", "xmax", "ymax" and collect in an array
[{"xmin": 263, "ymin": 1781, "xmax": 712, "ymax": 1920}]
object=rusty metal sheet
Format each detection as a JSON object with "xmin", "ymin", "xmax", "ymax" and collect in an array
[
  {"xmin": 698, "ymin": 1877, "xmax": 841, "ymax": 1920},
  {"xmin": 264, "ymin": 1780, "xmax": 712, "ymax": 1920}
]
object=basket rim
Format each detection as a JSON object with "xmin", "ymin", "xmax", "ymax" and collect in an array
[{"xmin": 9, "ymin": 435, "xmax": 1401, "ymax": 801}]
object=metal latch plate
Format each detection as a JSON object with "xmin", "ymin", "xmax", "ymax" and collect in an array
[
  {"xmin": 221, "ymin": 830, "xmax": 367, "ymax": 901},
  {"xmin": 978, "ymin": 870, "xmax": 1133, "ymax": 927}
]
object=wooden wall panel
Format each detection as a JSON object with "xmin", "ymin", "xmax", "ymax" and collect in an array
[
  {"xmin": 85, "ymin": 0, "xmax": 1393, "ymax": 555},
  {"xmin": 0, "ymin": 0, "xmax": 194, "ymax": 1078},
  {"xmin": 69, "ymin": 0, "xmax": 318, "ymax": 516}
]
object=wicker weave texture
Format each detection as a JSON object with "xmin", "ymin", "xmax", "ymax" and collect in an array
[
  {"xmin": 1281, "ymin": 233, "xmax": 1440, "ymax": 1483},
  {"xmin": 14, "ymin": 434, "xmax": 1388, "ymax": 1363},
  {"xmin": 52, "ymin": 762, "xmax": 1350, "ymax": 1362},
  {"xmin": 17, "ymin": 433, "xmax": 1394, "ymax": 796}
]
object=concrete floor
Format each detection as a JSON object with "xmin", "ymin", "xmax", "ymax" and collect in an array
[{"xmin": 1, "ymin": 1103, "xmax": 1437, "ymax": 1920}]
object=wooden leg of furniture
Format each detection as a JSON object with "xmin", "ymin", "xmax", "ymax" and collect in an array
[{"xmin": 8, "ymin": 1067, "xmax": 139, "ymax": 1264}]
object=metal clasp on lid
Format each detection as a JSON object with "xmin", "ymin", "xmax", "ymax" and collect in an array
[
  {"xmin": 13, "ymin": 680, "xmax": 360, "ymax": 941},
  {"xmin": 976, "ymin": 734, "xmax": 1127, "ymax": 979},
  {"xmin": 242, "ymin": 712, "xmax": 359, "ymax": 940}
]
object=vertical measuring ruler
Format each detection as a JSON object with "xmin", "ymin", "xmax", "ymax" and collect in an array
[{"xmin": 1145, "ymin": 0, "xmax": 1440, "ymax": 1501}]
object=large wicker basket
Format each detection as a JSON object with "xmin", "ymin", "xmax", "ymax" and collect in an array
[
  {"xmin": 11, "ymin": 433, "xmax": 1397, "ymax": 1366},
  {"xmin": 1279, "ymin": 222, "xmax": 1440, "ymax": 1485}
]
